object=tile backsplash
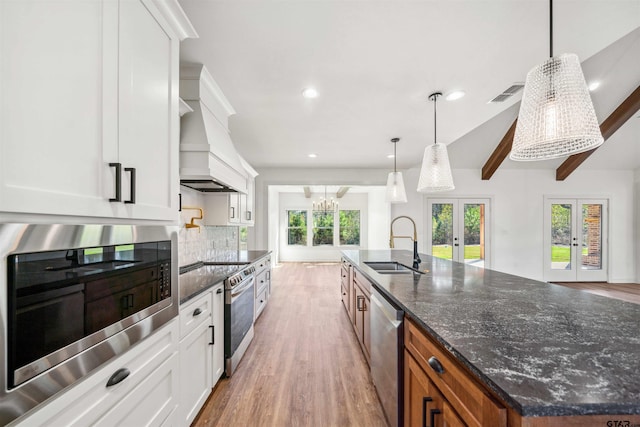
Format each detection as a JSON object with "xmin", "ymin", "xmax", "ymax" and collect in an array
[{"xmin": 179, "ymin": 225, "xmax": 239, "ymax": 267}]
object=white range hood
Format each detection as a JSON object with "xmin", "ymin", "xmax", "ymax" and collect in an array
[{"xmin": 179, "ymin": 64, "xmax": 248, "ymax": 193}]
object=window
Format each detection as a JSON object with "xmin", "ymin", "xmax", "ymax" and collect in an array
[
  {"xmin": 287, "ymin": 210, "xmax": 307, "ymax": 245},
  {"xmin": 339, "ymin": 210, "xmax": 360, "ymax": 245},
  {"xmin": 313, "ymin": 211, "xmax": 334, "ymax": 246}
]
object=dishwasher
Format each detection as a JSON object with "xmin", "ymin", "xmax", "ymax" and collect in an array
[{"xmin": 370, "ymin": 287, "xmax": 404, "ymax": 427}]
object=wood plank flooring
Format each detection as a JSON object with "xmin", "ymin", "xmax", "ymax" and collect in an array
[
  {"xmin": 193, "ymin": 262, "xmax": 388, "ymax": 427},
  {"xmin": 552, "ymin": 282, "xmax": 640, "ymax": 305}
]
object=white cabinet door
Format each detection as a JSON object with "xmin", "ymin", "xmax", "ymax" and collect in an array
[
  {"xmin": 212, "ymin": 284, "xmax": 225, "ymax": 382},
  {"xmin": 0, "ymin": 0, "xmax": 117, "ymax": 219},
  {"xmin": 118, "ymin": 0, "xmax": 179, "ymax": 221},
  {"xmin": 178, "ymin": 319, "xmax": 212, "ymax": 426}
]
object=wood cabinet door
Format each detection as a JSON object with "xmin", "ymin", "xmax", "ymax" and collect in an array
[
  {"xmin": 117, "ymin": 0, "xmax": 178, "ymax": 221},
  {"xmin": 405, "ymin": 351, "xmax": 447, "ymax": 427},
  {"xmin": 0, "ymin": 0, "xmax": 117, "ymax": 219}
]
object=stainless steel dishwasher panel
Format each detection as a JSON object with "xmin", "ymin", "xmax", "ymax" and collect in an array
[{"xmin": 370, "ymin": 288, "xmax": 403, "ymax": 427}]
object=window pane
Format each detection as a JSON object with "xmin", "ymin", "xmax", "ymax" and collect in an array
[
  {"xmin": 581, "ymin": 204, "xmax": 602, "ymax": 270},
  {"xmin": 313, "ymin": 212, "xmax": 334, "ymax": 246},
  {"xmin": 339, "ymin": 210, "xmax": 360, "ymax": 245},
  {"xmin": 551, "ymin": 204, "xmax": 572, "ymax": 270},
  {"xmin": 287, "ymin": 210, "xmax": 307, "ymax": 246},
  {"xmin": 431, "ymin": 203, "xmax": 453, "ymax": 260}
]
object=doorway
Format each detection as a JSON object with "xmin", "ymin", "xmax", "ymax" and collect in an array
[
  {"xmin": 543, "ymin": 198, "xmax": 609, "ymax": 282},
  {"xmin": 426, "ymin": 198, "xmax": 491, "ymax": 268}
]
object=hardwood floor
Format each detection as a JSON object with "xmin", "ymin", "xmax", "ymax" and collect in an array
[
  {"xmin": 552, "ymin": 282, "xmax": 640, "ymax": 305},
  {"xmin": 193, "ymin": 262, "xmax": 388, "ymax": 427}
]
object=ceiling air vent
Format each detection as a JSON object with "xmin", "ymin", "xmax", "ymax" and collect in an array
[{"xmin": 489, "ymin": 83, "xmax": 524, "ymax": 103}]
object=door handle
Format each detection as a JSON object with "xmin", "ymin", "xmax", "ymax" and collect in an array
[
  {"xmin": 124, "ymin": 167, "xmax": 136, "ymax": 204},
  {"xmin": 422, "ymin": 397, "xmax": 432, "ymax": 427},
  {"xmin": 109, "ymin": 163, "xmax": 122, "ymax": 202}
]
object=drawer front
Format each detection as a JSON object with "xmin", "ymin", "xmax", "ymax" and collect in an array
[
  {"xmin": 405, "ymin": 319, "xmax": 506, "ymax": 427},
  {"xmin": 180, "ymin": 290, "xmax": 212, "ymax": 339},
  {"xmin": 254, "ymin": 255, "xmax": 271, "ymax": 276},
  {"xmin": 352, "ymin": 268, "xmax": 370, "ymax": 295},
  {"xmin": 256, "ymin": 269, "xmax": 269, "ymax": 294}
]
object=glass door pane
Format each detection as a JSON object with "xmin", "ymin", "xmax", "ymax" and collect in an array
[
  {"xmin": 581, "ymin": 204, "xmax": 602, "ymax": 270},
  {"xmin": 463, "ymin": 203, "xmax": 485, "ymax": 267},
  {"xmin": 550, "ymin": 203, "xmax": 572, "ymax": 270},
  {"xmin": 431, "ymin": 203, "xmax": 454, "ymax": 260}
]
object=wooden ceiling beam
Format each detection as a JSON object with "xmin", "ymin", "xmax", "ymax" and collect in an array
[
  {"xmin": 481, "ymin": 119, "xmax": 517, "ymax": 180},
  {"xmin": 556, "ymin": 85, "xmax": 640, "ymax": 181}
]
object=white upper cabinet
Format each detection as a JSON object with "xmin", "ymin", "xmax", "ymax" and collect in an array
[{"xmin": 0, "ymin": 0, "xmax": 197, "ymax": 222}]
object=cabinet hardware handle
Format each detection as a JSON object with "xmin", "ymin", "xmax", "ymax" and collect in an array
[
  {"xmin": 106, "ymin": 368, "xmax": 130, "ymax": 387},
  {"xmin": 422, "ymin": 397, "xmax": 433, "ymax": 427},
  {"xmin": 216, "ymin": 288, "xmax": 223, "ymax": 294},
  {"xmin": 430, "ymin": 408, "xmax": 441, "ymax": 427},
  {"xmin": 109, "ymin": 163, "xmax": 122, "ymax": 202},
  {"xmin": 428, "ymin": 356, "xmax": 445, "ymax": 374},
  {"xmin": 209, "ymin": 325, "xmax": 214, "ymax": 345},
  {"xmin": 246, "ymin": 211, "xmax": 252, "ymax": 220},
  {"xmin": 193, "ymin": 307, "xmax": 202, "ymax": 316},
  {"xmin": 260, "ymin": 299, "xmax": 264, "ymax": 303},
  {"xmin": 356, "ymin": 295, "xmax": 364, "ymax": 311},
  {"xmin": 230, "ymin": 207, "xmax": 235, "ymax": 218},
  {"xmin": 179, "ymin": 193, "xmax": 182, "ymax": 212},
  {"xmin": 124, "ymin": 167, "xmax": 136, "ymax": 204}
]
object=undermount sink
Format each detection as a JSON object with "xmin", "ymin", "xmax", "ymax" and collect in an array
[{"xmin": 364, "ymin": 261, "xmax": 423, "ymax": 274}]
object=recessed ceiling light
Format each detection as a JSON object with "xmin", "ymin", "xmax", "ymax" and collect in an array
[
  {"xmin": 302, "ymin": 88, "xmax": 319, "ymax": 99},
  {"xmin": 387, "ymin": 154, "xmax": 395, "ymax": 159},
  {"xmin": 445, "ymin": 90, "xmax": 465, "ymax": 101},
  {"xmin": 308, "ymin": 153, "xmax": 317, "ymax": 158},
  {"xmin": 588, "ymin": 81, "xmax": 601, "ymax": 91}
]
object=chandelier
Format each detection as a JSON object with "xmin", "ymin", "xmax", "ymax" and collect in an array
[{"xmin": 313, "ymin": 186, "xmax": 338, "ymax": 213}]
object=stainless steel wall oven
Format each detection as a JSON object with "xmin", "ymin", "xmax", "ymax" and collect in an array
[{"xmin": 0, "ymin": 224, "xmax": 178, "ymax": 424}]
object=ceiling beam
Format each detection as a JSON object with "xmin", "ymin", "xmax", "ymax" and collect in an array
[
  {"xmin": 481, "ymin": 119, "xmax": 518, "ymax": 180},
  {"xmin": 336, "ymin": 186, "xmax": 350, "ymax": 198},
  {"xmin": 556, "ymin": 84, "xmax": 640, "ymax": 181},
  {"xmin": 303, "ymin": 186, "xmax": 311, "ymax": 198}
]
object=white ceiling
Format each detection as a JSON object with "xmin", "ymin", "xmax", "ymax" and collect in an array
[{"xmin": 178, "ymin": 0, "xmax": 640, "ymax": 172}]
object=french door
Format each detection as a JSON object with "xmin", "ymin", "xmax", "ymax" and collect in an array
[
  {"xmin": 426, "ymin": 198, "xmax": 491, "ymax": 268},
  {"xmin": 543, "ymin": 198, "xmax": 608, "ymax": 282}
]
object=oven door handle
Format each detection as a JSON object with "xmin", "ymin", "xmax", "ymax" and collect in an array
[{"xmin": 230, "ymin": 278, "xmax": 254, "ymax": 299}]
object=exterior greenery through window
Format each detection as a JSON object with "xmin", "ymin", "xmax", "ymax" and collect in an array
[
  {"xmin": 287, "ymin": 210, "xmax": 307, "ymax": 245},
  {"xmin": 339, "ymin": 210, "xmax": 360, "ymax": 245},
  {"xmin": 313, "ymin": 211, "xmax": 334, "ymax": 246}
]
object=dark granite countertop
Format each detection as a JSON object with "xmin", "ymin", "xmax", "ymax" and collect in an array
[
  {"xmin": 179, "ymin": 264, "xmax": 240, "ymax": 304},
  {"xmin": 341, "ymin": 249, "xmax": 640, "ymax": 417},
  {"xmin": 203, "ymin": 250, "xmax": 271, "ymax": 265},
  {"xmin": 179, "ymin": 250, "xmax": 271, "ymax": 304}
]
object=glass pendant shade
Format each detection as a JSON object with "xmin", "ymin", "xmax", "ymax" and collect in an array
[
  {"xmin": 385, "ymin": 171, "xmax": 407, "ymax": 203},
  {"xmin": 511, "ymin": 53, "xmax": 603, "ymax": 161},
  {"xmin": 417, "ymin": 143, "xmax": 455, "ymax": 192}
]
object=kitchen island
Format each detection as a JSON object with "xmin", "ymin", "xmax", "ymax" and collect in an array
[{"xmin": 341, "ymin": 249, "xmax": 640, "ymax": 426}]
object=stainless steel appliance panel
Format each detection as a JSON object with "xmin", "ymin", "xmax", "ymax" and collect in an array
[
  {"xmin": 224, "ymin": 267, "xmax": 255, "ymax": 377},
  {"xmin": 370, "ymin": 287, "xmax": 403, "ymax": 427},
  {"xmin": 0, "ymin": 224, "xmax": 178, "ymax": 425}
]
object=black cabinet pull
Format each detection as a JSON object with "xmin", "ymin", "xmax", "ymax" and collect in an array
[
  {"xmin": 106, "ymin": 368, "xmax": 130, "ymax": 387},
  {"xmin": 428, "ymin": 356, "xmax": 445, "ymax": 374},
  {"xmin": 209, "ymin": 325, "xmax": 214, "ymax": 345},
  {"xmin": 216, "ymin": 288, "xmax": 223, "ymax": 294},
  {"xmin": 193, "ymin": 307, "xmax": 202, "ymax": 316},
  {"xmin": 109, "ymin": 162, "xmax": 122, "ymax": 202},
  {"xmin": 422, "ymin": 397, "xmax": 432, "ymax": 427},
  {"xmin": 179, "ymin": 193, "xmax": 182, "ymax": 212},
  {"xmin": 124, "ymin": 167, "xmax": 136, "ymax": 204},
  {"xmin": 430, "ymin": 408, "xmax": 441, "ymax": 427}
]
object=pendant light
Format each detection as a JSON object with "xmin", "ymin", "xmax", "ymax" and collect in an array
[
  {"xmin": 417, "ymin": 92, "xmax": 455, "ymax": 192},
  {"xmin": 385, "ymin": 138, "xmax": 408, "ymax": 203},
  {"xmin": 510, "ymin": 0, "xmax": 603, "ymax": 161}
]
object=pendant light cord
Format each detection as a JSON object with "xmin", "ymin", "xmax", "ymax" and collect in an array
[
  {"xmin": 433, "ymin": 94, "xmax": 438, "ymax": 145},
  {"xmin": 394, "ymin": 140, "xmax": 397, "ymax": 172},
  {"xmin": 549, "ymin": 0, "xmax": 553, "ymax": 58}
]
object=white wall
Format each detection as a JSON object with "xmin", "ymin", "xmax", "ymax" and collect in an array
[{"xmin": 253, "ymin": 166, "xmax": 637, "ymax": 282}]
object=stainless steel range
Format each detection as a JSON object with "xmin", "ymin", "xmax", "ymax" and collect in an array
[{"xmin": 224, "ymin": 265, "xmax": 255, "ymax": 376}]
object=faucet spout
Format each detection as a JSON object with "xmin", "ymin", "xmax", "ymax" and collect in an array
[{"xmin": 389, "ymin": 215, "xmax": 421, "ymax": 265}]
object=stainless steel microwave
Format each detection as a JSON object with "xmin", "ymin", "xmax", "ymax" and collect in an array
[{"xmin": 0, "ymin": 224, "xmax": 178, "ymax": 425}]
